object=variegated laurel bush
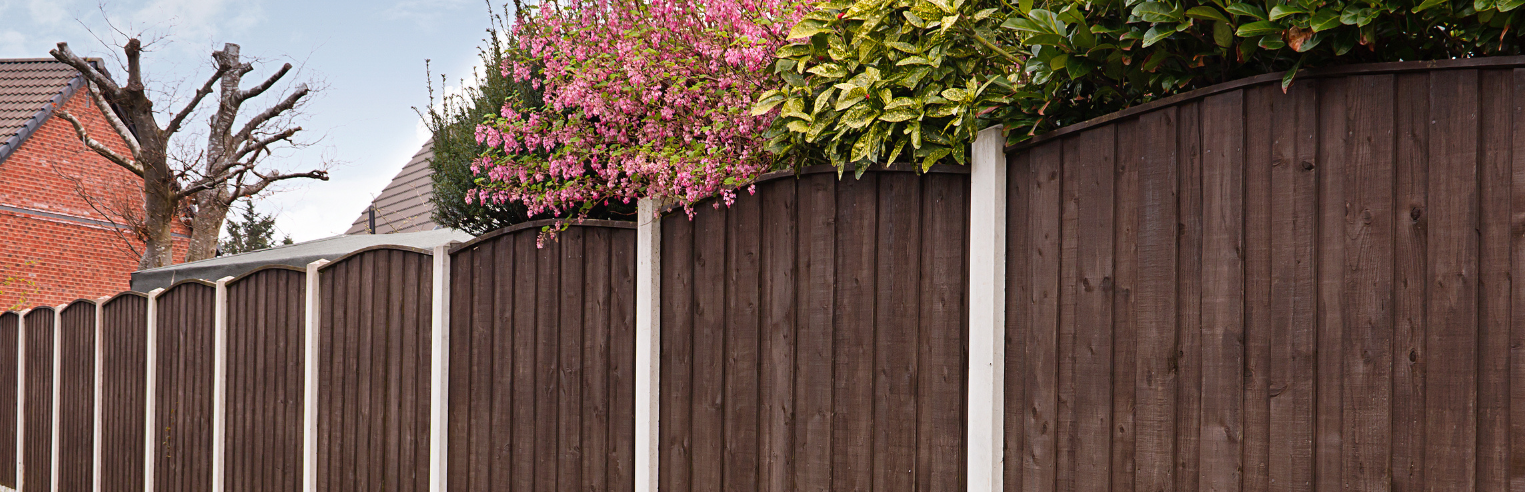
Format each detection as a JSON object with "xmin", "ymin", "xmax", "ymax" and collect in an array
[{"xmin": 762, "ymin": 0, "xmax": 1525, "ymax": 173}]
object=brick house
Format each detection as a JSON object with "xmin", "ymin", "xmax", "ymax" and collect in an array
[{"xmin": 0, "ymin": 58, "xmax": 186, "ymax": 308}]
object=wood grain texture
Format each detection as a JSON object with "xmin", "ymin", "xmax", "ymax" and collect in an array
[
  {"xmin": 22, "ymin": 308, "xmax": 52, "ymax": 492},
  {"xmin": 226, "ymin": 269, "xmax": 305, "ymax": 492},
  {"xmin": 1133, "ymin": 106, "xmax": 1179, "ymax": 492},
  {"xmin": 152, "ymin": 284, "xmax": 214, "ymax": 492},
  {"xmin": 1392, "ymin": 72, "xmax": 1430, "ymax": 492},
  {"xmin": 1199, "ymin": 90, "xmax": 1244, "ymax": 492},
  {"xmin": 1475, "ymin": 68, "xmax": 1511, "ymax": 492},
  {"xmin": 0, "ymin": 312, "xmax": 17, "ymax": 489},
  {"xmin": 58, "ymin": 301, "xmax": 96, "ymax": 492}
]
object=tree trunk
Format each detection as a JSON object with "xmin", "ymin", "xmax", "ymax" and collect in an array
[
  {"xmin": 138, "ymin": 156, "xmax": 177, "ymax": 269},
  {"xmin": 185, "ymin": 190, "xmax": 230, "ymax": 262}
]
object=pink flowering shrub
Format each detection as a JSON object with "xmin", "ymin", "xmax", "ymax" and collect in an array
[{"xmin": 471, "ymin": 0, "xmax": 805, "ymax": 227}]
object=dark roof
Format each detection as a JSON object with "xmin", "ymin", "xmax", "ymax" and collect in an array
[
  {"xmin": 0, "ymin": 58, "xmax": 97, "ymax": 164},
  {"xmin": 346, "ymin": 138, "xmax": 441, "ymax": 234},
  {"xmin": 130, "ymin": 228, "xmax": 473, "ymax": 291}
]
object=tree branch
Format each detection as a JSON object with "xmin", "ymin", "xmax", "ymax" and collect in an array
[
  {"xmin": 84, "ymin": 81, "xmax": 142, "ymax": 160},
  {"xmin": 234, "ymin": 127, "xmax": 301, "ymax": 161},
  {"xmin": 56, "ymin": 110, "xmax": 144, "ymax": 177},
  {"xmin": 165, "ymin": 67, "xmax": 230, "ymax": 137},
  {"xmin": 238, "ymin": 63, "xmax": 292, "ymax": 102},
  {"xmin": 48, "ymin": 42, "xmax": 122, "ymax": 99},
  {"xmin": 234, "ymin": 169, "xmax": 330, "ymax": 198},
  {"xmin": 234, "ymin": 83, "xmax": 309, "ymax": 145}
]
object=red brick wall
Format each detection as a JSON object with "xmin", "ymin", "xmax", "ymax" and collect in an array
[{"xmin": 0, "ymin": 85, "xmax": 188, "ymax": 309}]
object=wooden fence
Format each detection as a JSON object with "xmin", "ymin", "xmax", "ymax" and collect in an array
[
  {"xmin": 1003, "ymin": 59, "xmax": 1525, "ymax": 490},
  {"xmin": 0, "ymin": 57, "xmax": 1522, "ymax": 492}
]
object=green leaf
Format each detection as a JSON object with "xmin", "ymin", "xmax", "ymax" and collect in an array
[
  {"xmin": 921, "ymin": 147, "xmax": 951, "ymax": 171},
  {"xmin": 841, "ymin": 104, "xmax": 879, "ymax": 128},
  {"xmin": 786, "ymin": 119, "xmax": 812, "ymax": 133},
  {"xmin": 1340, "ymin": 7, "xmax": 1378, "ymax": 25},
  {"xmin": 1001, "ymin": 16, "xmax": 1040, "ymax": 32},
  {"xmin": 1257, "ymin": 34, "xmax": 1286, "ymax": 49},
  {"xmin": 1185, "ymin": 6, "xmax": 1231, "ymax": 22},
  {"xmin": 1225, "ymin": 2, "xmax": 1268, "ymax": 19},
  {"xmin": 1236, "ymin": 20, "xmax": 1284, "ymax": 36},
  {"xmin": 1049, "ymin": 53, "xmax": 1070, "ymax": 71},
  {"xmin": 1070, "ymin": 22, "xmax": 1097, "ymax": 50},
  {"xmin": 885, "ymin": 41, "xmax": 919, "ymax": 53},
  {"xmin": 836, "ymin": 85, "xmax": 869, "ymax": 111},
  {"xmin": 1268, "ymin": 4, "xmax": 1310, "ymax": 20},
  {"xmin": 1133, "ymin": 2, "xmax": 1184, "ymax": 22},
  {"xmin": 808, "ymin": 63, "xmax": 849, "ymax": 79},
  {"xmin": 897, "ymin": 55, "xmax": 933, "ymax": 66},
  {"xmin": 1476, "ymin": 0, "xmax": 1497, "ymax": 11},
  {"xmin": 903, "ymin": 10, "xmax": 929, "ymax": 28},
  {"xmin": 775, "ymin": 43, "xmax": 813, "ymax": 58},
  {"xmin": 788, "ymin": 19, "xmax": 832, "ymax": 39},
  {"xmin": 1025, "ymin": 33, "xmax": 1068, "ymax": 46},
  {"xmin": 941, "ymin": 87, "xmax": 970, "ymax": 102},
  {"xmin": 781, "ymin": 97, "xmax": 810, "ymax": 120},
  {"xmin": 813, "ymin": 87, "xmax": 838, "ymax": 114},
  {"xmin": 885, "ymin": 97, "xmax": 920, "ymax": 110},
  {"xmin": 927, "ymin": 103, "xmax": 961, "ymax": 117},
  {"xmin": 880, "ymin": 107, "xmax": 921, "ymax": 122},
  {"xmin": 1281, "ymin": 56, "xmax": 1305, "ymax": 91},
  {"xmin": 1213, "ymin": 20, "xmax": 1235, "ymax": 47},
  {"xmin": 940, "ymin": 14, "xmax": 961, "ymax": 34},
  {"xmin": 750, "ymin": 89, "xmax": 786, "ymax": 115},
  {"xmin": 1310, "ymin": 9, "xmax": 1341, "ymax": 31},
  {"xmin": 1027, "ymin": 9, "xmax": 1065, "ymax": 33},
  {"xmin": 1142, "ymin": 25, "xmax": 1174, "ymax": 46},
  {"xmin": 1501, "ymin": 0, "xmax": 1525, "ymax": 11},
  {"xmin": 1413, "ymin": 0, "xmax": 1446, "ymax": 13}
]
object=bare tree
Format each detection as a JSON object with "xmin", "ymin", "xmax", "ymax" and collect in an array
[{"xmin": 50, "ymin": 39, "xmax": 328, "ymax": 268}]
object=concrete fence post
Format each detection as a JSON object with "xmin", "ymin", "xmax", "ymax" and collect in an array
[
  {"xmin": 429, "ymin": 245, "xmax": 452, "ymax": 492},
  {"xmin": 50, "ymin": 306, "xmax": 62, "ymax": 492},
  {"xmin": 14, "ymin": 308, "xmax": 24, "ymax": 492},
  {"xmin": 968, "ymin": 126, "xmax": 1007, "ymax": 492},
  {"xmin": 635, "ymin": 198, "xmax": 661, "ymax": 492},
  {"xmin": 143, "ymin": 288, "xmax": 163, "ymax": 492},
  {"xmin": 212, "ymin": 277, "xmax": 232, "ymax": 492},
  {"xmin": 302, "ymin": 260, "xmax": 328, "ymax": 492},
  {"xmin": 92, "ymin": 298, "xmax": 106, "ymax": 492}
]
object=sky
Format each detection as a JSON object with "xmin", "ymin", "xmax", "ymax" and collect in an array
[{"xmin": 0, "ymin": 0, "xmax": 498, "ymax": 241}]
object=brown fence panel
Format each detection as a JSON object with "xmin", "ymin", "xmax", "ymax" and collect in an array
[
  {"xmin": 445, "ymin": 222, "xmax": 637, "ymax": 492},
  {"xmin": 658, "ymin": 167, "xmax": 971, "ymax": 491},
  {"xmin": 225, "ymin": 267, "xmax": 306, "ymax": 492},
  {"xmin": 58, "ymin": 301, "xmax": 96, "ymax": 491},
  {"xmin": 1002, "ymin": 59, "xmax": 1525, "ymax": 490},
  {"xmin": 101, "ymin": 293, "xmax": 148, "ymax": 492},
  {"xmin": 0, "ymin": 312, "xmax": 16, "ymax": 489},
  {"xmin": 153, "ymin": 281, "xmax": 215, "ymax": 492},
  {"xmin": 22, "ymin": 307, "xmax": 53, "ymax": 491},
  {"xmin": 317, "ymin": 247, "xmax": 432, "ymax": 492}
]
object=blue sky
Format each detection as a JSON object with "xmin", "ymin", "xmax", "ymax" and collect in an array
[{"xmin": 1, "ymin": 0, "xmax": 496, "ymax": 241}]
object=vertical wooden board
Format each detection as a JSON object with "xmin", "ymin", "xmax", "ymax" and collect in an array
[
  {"xmin": 723, "ymin": 190, "xmax": 761, "ymax": 492},
  {"xmin": 794, "ymin": 172, "xmax": 835, "ymax": 492},
  {"xmin": 385, "ymin": 253, "xmax": 407, "ymax": 492},
  {"xmin": 757, "ymin": 178, "xmax": 797, "ymax": 492},
  {"xmin": 1243, "ymin": 85, "xmax": 1272, "ymax": 492},
  {"xmin": 511, "ymin": 232, "xmax": 537, "ymax": 492},
  {"xmin": 1111, "ymin": 119, "xmax": 1141, "ymax": 492},
  {"xmin": 1314, "ymin": 77, "xmax": 1347, "ymax": 492},
  {"xmin": 1023, "ymin": 141, "xmax": 1062, "ymax": 492},
  {"xmin": 0, "ymin": 312, "xmax": 14, "ymax": 488},
  {"xmin": 1423, "ymin": 68, "xmax": 1479, "ymax": 491},
  {"xmin": 832, "ymin": 174, "xmax": 876, "ymax": 492},
  {"xmin": 1003, "ymin": 151, "xmax": 1030, "ymax": 492},
  {"xmin": 1342, "ymin": 74, "xmax": 1396, "ymax": 491},
  {"xmin": 228, "ymin": 283, "xmax": 245, "ymax": 491},
  {"xmin": 1392, "ymin": 72, "xmax": 1431, "ymax": 492},
  {"xmin": 413, "ymin": 254, "xmax": 433, "ymax": 492},
  {"xmin": 536, "ymin": 242, "xmax": 562, "ymax": 491},
  {"xmin": 560, "ymin": 230, "xmax": 587, "ymax": 490},
  {"xmin": 0, "ymin": 312, "xmax": 15, "ymax": 488},
  {"xmin": 1174, "ymin": 101, "xmax": 1204, "ymax": 492},
  {"xmin": 60, "ymin": 303, "xmax": 92, "ymax": 491},
  {"xmin": 355, "ymin": 255, "xmax": 378, "ymax": 492},
  {"xmin": 874, "ymin": 172, "xmax": 921, "ymax": 492},
  {"xmin": 609, "ymin": 228, "xmax": 638, "ymax": 492},
  {"xmin": 1133, "ymin": 106, "xmax": 1179, "ymax": 492},
  {"xmin": 582, "ymin": 228, "xmax": 612, "ymax": 492},
  {"xmin": 1510, "ymin": 68, "xmax": 1525, "ymax": 492},
  {"xmin": 661, "ymin": 213, "xmax": 695, "ymax": 492},
  {"xmin": 1067, "ymin": 126, "xmax": 1117, "ymax": 492},
  {"xmin": 446, "ymin": 248, "xmax": 468, "ymax": 491},
  {"xmin": 489, "ymin": 236, "xmax": 517, "ymax": 491},
  {"xmin": 317, "ymin": 267, "xmax": 332, "ymax": 490},
  {"xmin": 1199, "ymin": 89, "xmax": 1245, "ymax": 492},
  {"xmin": 917, "ymin": 172, "xmax": 968, "ymax": 490},
  {"xmin": 1264, "ymin": 81, "xmax": 1316, "ymax": 492},
  {"xmin": 692, "ymin": 206, "xmax": 727, "ymax": 492},
  {"xmin": 1474, "ymin": 69, "xmax": 1511, "ymax": 492},
  {"xmin": 1057, "ymin": 135, "xmax": 1081, "ymax": 492}
]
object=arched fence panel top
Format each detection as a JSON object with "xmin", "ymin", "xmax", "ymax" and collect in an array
[
  {"xmin": 317, "ymin": 244, "xmax": 434, "ymax": 272},
  {"xmin": 101, "ymin": 291, "xmax": 148, "ymax": 308},
  {"xmin": 450, "ymin": 219, "xmax": 633, "ymax": 255},
  {"xmin": 157, "ymin": 279, "xmax": 217, "ymax": 298},
  {"xmin": 60, "ymin": 299, "xmax": 97, "ymax": 315},
  {"xmin": 22, "ymin": 306, "xmax": 54, "ymax": 322},
  {"xmin": 226, "ymin": 264, "xmax": 307, "ymax": 286},
  {"xmin": 1001, "ymin": 58, "xmax": 1525, "ymax": 490}
]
